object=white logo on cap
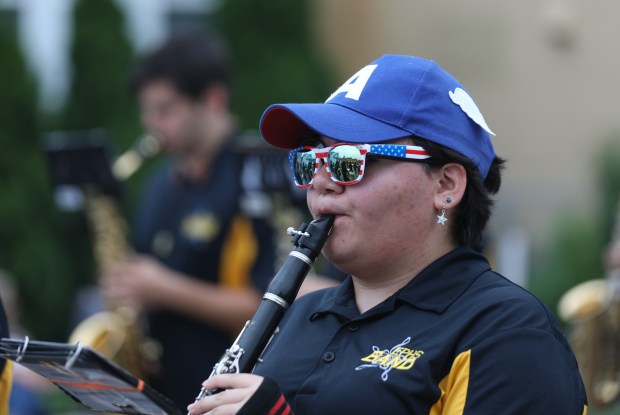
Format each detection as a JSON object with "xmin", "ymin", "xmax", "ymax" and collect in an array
[
  {"xmin": 326, "ymin": 64, "xmax": 378, "ymax": 102},
  {"xmin": 449, "ymin": 88, "xmax": 495, "ymax": 136}
]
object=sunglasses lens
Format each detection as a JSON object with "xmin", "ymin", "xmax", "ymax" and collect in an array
[
  {"xmin": 328, "ymin": 145, "xmax": 364, "ymax": 183},
  {"xmin": 293, "ymin": 149, "xmax": 317, "ymax": 186}
]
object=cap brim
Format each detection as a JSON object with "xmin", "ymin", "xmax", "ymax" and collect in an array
[{"xmin": 259, "ymin": 103, "xmax": 411, "ymax": 149}]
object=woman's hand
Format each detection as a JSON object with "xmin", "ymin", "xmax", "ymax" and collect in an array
[{"xmin": 187, "ymin": 374, "xmax": 264, "ymax": 415}]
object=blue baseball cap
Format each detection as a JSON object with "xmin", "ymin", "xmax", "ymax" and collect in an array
[{"xmin": 259, "ymin": 54, "xmax": 496, "ymax": 179}]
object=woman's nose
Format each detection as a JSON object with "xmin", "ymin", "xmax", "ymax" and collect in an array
[{"xmin": 311, "ymin": 162, "xmax": 344, "ymax": 194}]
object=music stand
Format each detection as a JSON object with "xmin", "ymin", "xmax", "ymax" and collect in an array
[{"xmin": 0, "ymin": 337, "xmax": 183, "ymax": 415}]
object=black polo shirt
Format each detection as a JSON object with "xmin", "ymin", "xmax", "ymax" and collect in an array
[{"xmin": 253, "ymin": 246, "xmax": 587, "ymax": 414}]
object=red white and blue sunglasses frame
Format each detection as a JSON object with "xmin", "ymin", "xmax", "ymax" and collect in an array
[{"xmin": 288, "ymin": 143, "xmax": 431, "ymax": 188}]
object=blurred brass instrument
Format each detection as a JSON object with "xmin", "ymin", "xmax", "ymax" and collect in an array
[
  {"xmin": 558, "ymin": 203, "xmax": 620, "ymax": 408},
  {"xmin": 68, "ymin": 133, "xmax": 161, "ymax": 378}
]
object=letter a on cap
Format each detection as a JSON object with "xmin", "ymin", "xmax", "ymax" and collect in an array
[{"xmin": 326, "ymin": 64, "xmax": 378, "ymax": 102}]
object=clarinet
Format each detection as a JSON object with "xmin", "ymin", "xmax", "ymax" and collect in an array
[{"xmin": 189, "ymin": 214, "xmax": 335, "ymax": 407}]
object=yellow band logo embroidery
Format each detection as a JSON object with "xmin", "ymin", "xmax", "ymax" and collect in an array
[
  {"xmin": 356, "ymin": 337, "xmax": 424, "ymax": 381},
  {"xmin": 181, "ymin": 212, "xmax": 220, "ymax": 242}
]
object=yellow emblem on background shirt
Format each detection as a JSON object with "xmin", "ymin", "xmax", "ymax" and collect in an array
[{"xmin": 181, "ymin": 212, "xmax": 220, "ymax": 242}]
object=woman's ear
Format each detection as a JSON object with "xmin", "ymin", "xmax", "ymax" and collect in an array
[{"xmin": 433, "ymin": 163, "xmax": 467, "ymax": 210}]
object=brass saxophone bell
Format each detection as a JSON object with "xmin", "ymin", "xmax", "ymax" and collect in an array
[
  {"xmin": 68, "ymin": 311, "xmax": 129, "ymax": 360},
  {"xmin": 558, "ymin": 277, "xmax": 620, "ymax": 408},
  {"xmin": 558, "ymin": 278, "xmax": 610, "ymax": 322}
]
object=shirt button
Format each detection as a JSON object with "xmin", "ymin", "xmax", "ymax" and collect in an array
[
  {"xmin": 347, "ymin": 323, "xmax": 359, "ymax": 332},
  {"xmin": 323, "ymin": 351, "xmax": 335, "ymax": 362}
]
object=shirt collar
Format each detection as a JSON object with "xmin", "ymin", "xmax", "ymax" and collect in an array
[
  {"xmin": 313, "ymin": 246, "xmax": 491, "ymax": 318},
  {"xmin": 396, "ymin": 245, "xmax": 491, "ymax": 313}
]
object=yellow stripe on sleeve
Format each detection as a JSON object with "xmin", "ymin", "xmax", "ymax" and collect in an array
[
  {"xmin": 219, "ymin": 215, "xmax": 259, "ymax": 289},
  {"xmin": 0, "ymin": 360, "xmax": 13, "ymax": 414},
  {"xmin": 430, "ymin": 349, "xmax": 471, "ymax": 415}
]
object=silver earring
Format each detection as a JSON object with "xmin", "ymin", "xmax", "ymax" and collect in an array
[
  {"xmin": 437, "ymin": 204, "xmax": 448, "ymax": 226},
  {"xmin": 446, "ymin": 196, "xmax": 452, "ymax": 204}
]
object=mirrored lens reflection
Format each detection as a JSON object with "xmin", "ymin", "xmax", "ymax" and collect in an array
[
  {"xmin": 294, "ymin": 150, "xmax": 316, "ymax": 186},
  {"xmin": 329, "ymin": 146, "xmax": 363, "ymax": 182},
  {"xmin": 293, "ymin": 145, "xmax": 366, "ymax": 186}
]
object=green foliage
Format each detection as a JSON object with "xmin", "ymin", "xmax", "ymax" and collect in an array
[
  {"xmin": 594, "ymin": 134, "xmax": 620, "ymax": 241},
  {"xmin": 528, "ymin": 214, "xmax": 605, "ymax": 316},
  {"xmin": 23, "ymin": 0, "xmax": 141, "ymax": 340},
  {"xmin": 590, "ymin": 403, "xmax": 620, "ymax": 415},
  {"xmin": 0, "ymin": 15, "xmax": 75, "ymax": 340},
  {"xmin": 59, "ymin": 0, "xmax": 149, "ymax": 216},
  {"xmin": 61, "ymin": 0, "xmax": 140, "ymax": 149},
  {"xmin": 528, "ymin": 134, "xmax": 620, "ymax": 319},
  {"xmin": 215, "ymin": 0, "xmax": 335, "ymax": 130}
]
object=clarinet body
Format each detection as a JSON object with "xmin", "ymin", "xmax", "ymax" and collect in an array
[{"xmin": 190, "ymin": 214, "xmax": 335, "ymax": 405}]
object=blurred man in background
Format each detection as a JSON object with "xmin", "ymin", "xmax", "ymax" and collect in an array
[{"xmin": 101, "ymin": 32, "xmax": 278, "ymax": 410}]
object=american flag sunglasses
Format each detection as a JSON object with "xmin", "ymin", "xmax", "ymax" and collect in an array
[{"xmin": 288, "ymin": 143, "xmax": 431, "ymax": 188}]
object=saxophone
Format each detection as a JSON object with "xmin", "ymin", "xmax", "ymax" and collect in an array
[
  {"xmin": 558, "ymin": 202, "xmax": 620, "ymax": 408},
  {"xmin": 189, "ymin": 215, "xmax": 334, "ymax": 409},
  {"xmin": 68, "ymin": 133, "xmax": 161, "ymax": 378}
]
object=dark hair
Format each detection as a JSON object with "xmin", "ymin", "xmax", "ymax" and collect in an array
[
  {"xmin": 129, "ymin": 32, "xmax": 232, "ymax": 100},
  {"xmin": 411, "ymin": 137, "xmax": 505, "ymax": 246}
]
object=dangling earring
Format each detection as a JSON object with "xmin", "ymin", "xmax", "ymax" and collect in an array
[{"xmin": 436, "ymin": 197, "xmax": 451, "ymax": 226}]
